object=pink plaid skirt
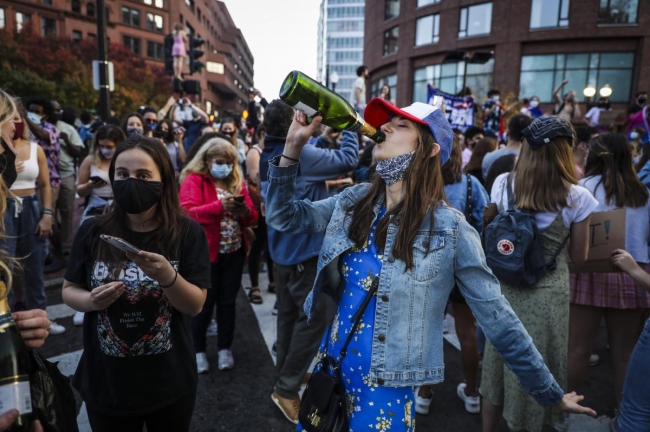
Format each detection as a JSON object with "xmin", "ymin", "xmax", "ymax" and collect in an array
[{"xmin": 570, "ymin": 264, "xmax": 650, "ymax": 309}]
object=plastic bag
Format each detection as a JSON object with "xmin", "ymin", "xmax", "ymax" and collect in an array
[{"xmin": 29, "ymin": 351, "xmax": 79, "ymax": 432}]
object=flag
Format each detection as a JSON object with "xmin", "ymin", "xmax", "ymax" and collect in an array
[{"xmin": 427, "ymin": 84, "xmax": 475, "ymax": 132}]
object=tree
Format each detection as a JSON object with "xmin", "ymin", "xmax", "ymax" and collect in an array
[{"xmin": 0, "ymin": 23, "xmax": 171, "ymax": 117}]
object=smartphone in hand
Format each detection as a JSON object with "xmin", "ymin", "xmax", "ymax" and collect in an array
[
  {"xmin": 233, "ymin": 195, "xmax": 245, "ymax": 203},
  {"xmin": 89, "ymin": 176, "xmax": 106, "ymax": 184},
  {"xmin": 100, "ymin": 234, "xmax": 142, "ymax": 254}
]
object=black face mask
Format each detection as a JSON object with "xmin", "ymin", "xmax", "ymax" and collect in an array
[
  {"xmin": 112, "ymin": 178, "xmax": 163, "ymax": 214},
  {"xmin": 638, "ymin": 97, "xmax": 648, "ymax": 105},
  {"xmin": 0, "ymin": 139, "xmax": 17, "ymax": 188}
]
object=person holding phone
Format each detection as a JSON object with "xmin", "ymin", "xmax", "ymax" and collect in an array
[
  {"xmin": 180, "ymin": 138, "xmax": 258, "ymax": 373},
  {"xmin": 62, "ymin": 136, "xmax": 211, "ymax": 432}
]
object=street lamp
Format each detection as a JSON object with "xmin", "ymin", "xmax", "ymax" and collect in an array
[
  {"xmin": 331, "ymin": 71, "xmax": 339, "ymax": 92},
  {"xmin": 583, "ymin": 85, "xmax": 596, "ymax": 106},
  {"xmin": 599, "ymin": 84, "xmax": 613, "ymax": 98}
]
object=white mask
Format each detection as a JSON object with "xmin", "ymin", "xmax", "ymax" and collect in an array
[
  {"xmin": 529, "ymin": 100, "xmax": 539, "ymax": 108},
  {"xmin": 630, "ymin": 131, "xmax": 640, "ymax": 140},
  {"xmin": 492, "ymin": 96, "xmax": 500, "ymax": 102}
]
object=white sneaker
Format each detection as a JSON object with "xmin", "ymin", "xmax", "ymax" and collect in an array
[
  {"xmin": 49, "ymin": 321, "xmax": 66, "ymax": 335},
  {"xmin": 414, "ymin": 386, "xmax": 433, "ymax": 415},
  {"xmin": 589, "ymin": 353, "xmax": 600, "ymax": 366},
  {"xmin": 73, "ymin": 312, "xmax": 85, "ymax": 326},
  {"xmin": 457, "ymin": 382, "xmax": 480, "ymax": 414},
  {"xmin": 218, "ymin": 349, "xmax": 234, "ymax": 370},
  {"xmin": 196, "ymin": 353, "xmax": 209, "ymax": 374},
  {"xmin": 207, "ymin": 319, "xmax": 218, "ymax": 337}
]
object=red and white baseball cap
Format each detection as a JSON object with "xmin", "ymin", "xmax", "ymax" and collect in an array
[{"xmin": 364, "ymin": 98, "xmax": 453, "ymax": 164}]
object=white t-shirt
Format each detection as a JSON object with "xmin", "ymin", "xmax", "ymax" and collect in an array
[
  {"xmin": 491, "ymin": 173, "xmax": 598, "ymax": 230},
  {"xmin": 585, "ymin": 107, "xmax": 604, "ymax": 127},
  {"xmin": 349, "ymin": 77, "xmax": 366, "ymax": 106},
  {"xmin": 580, "ymin": 175, "xmax": 650, "ymax": 263}
]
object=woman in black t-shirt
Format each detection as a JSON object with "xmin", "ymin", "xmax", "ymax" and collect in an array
[{"xmin": 62, "ymin": 136, "xmax": 211, "ymax": 432}]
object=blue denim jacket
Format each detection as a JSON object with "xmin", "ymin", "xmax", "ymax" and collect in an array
[{"xmin": 266, "ymin": 156, "xmax": 565, "ymax": 407}]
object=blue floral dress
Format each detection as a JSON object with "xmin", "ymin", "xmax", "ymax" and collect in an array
[{"xmin": 299, "ymin": 207, "xmax": 415, "ymax": 432}]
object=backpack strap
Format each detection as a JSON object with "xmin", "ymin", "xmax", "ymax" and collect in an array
[
  {"xmin": 505, "ymin": 173, "xmax": 516, "ymax": 211},
  {"xmin": 464, "ymin": 174, "xmax": 475, "ymax": 227}
]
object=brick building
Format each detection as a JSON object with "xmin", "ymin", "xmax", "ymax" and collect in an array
[
  {"xmin": 0, "ymin": 0, "xmax": 253, "ymax": 115},
  {"xmin": 364, "ymin": 0, "xmax": 650, "ymax": 111}
]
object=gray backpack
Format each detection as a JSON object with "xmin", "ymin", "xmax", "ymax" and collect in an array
[{"xmin": 484, "ymin": 175, "xmax": 568, "ymax": 287}]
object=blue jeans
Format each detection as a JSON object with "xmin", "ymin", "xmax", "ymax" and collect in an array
[
  {"xmin": 3, "ymin": 196, "xmax": 46, "ymax": 310},
  {"xmin": 616, "ymin": 318, "xmax": 650, "ymax": 432}
]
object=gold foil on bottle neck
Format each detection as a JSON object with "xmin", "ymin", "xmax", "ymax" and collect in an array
[{"xmin": 0, "ymin": 281, "xmax": 10, "ymax": 314}]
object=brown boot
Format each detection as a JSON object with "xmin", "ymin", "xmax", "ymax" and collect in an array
[{"xmin": 271, "ymin": 391, "xmax": 300, "ymax": 424}]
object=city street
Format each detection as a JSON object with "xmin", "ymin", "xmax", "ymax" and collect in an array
[{"xmin": 39, "ymin": 270, "xmax": 620, "ymax": 431}]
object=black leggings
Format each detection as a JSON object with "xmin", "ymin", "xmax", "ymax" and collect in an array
[
  {"xmin": 248, "ymin": 216, "xmax": 274, "ymax": 288},
  {"xmin": 86, "ymin": 391, "xmax": 195, "ymax": 432}
]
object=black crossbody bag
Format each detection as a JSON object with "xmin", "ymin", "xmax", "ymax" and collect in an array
[{"xmin": 299, "ymin": 277, "xmax": 380, "ymax": 432}]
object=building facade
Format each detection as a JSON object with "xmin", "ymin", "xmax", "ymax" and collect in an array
[
  {"xmin": 317, "ymin": 0, "xmax": 366, "ymax": 102},
  {"xmin": 364, "ymin": 0, "xmax": 650, "ymax": 110},
  {"xmin": 0, "ymin": 0, "xmax": 253, "ymax": 115}
]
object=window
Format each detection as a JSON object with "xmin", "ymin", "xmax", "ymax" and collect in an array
[
  {"xmin": 16, "ymin": 12, "xmax": 31, "ymax": 32},
  {"xmin": 330, "ymin": 51, "xmax": 363, "ymax": 62},
  {"xmin": 43, "ymin": 0, "xmax": 52, "ymax": 5},
  {"xmin": 415, "ymin": 14, "xmax": 440, "ymax": 46},
  {"xmin": 0, "ymin": 9, "xmax": 4, "ymax": 29},
  {"xmin": 146, "ymin": 13, "xmax": 163, "ymax": 32},
  {"xmin": 185, "ymin": 0, "xmax": 194, "ymax": 11},
  {"xmin": 122, "ymin": 7, "xmax": 140, "ymax": 26},
  {"xmin": 370, "ymin": 74, "xmax": 397, "ymax": 102},
  {"xmin": 519, "ymin": 52, "xmax": 634, "ymax": 103},
  {"xmin": 530, "ymin": 0, "xmax": 569, "ymax": 29},
  {"xmin": 385, "ymin": 0, "xmax": 399, "ymax": 20},
  {"xmin": 327, "ymin": 20, "xmax": 364, "ymax": 32},
  {"xmin": 72, "ymin": 0, "xmax": 81, "ymax": 13},
  {"xmin": 41, "ymin": 18, "xmax": 56, "ymax": 37},
  {"xmin": 417, "ymin": 0, "xmax": 440, "ymax": 6},
  {"xmin": 599, "ymin": 0, "xmax": 638, "ymax": 25},
  {"xmin": 458, "ymin": 2, "xmax": 492, "ymax": 38},
  {"xmin": 87, "ymin": 2, "xmax": 95, "ymax": 17},
  {"xmin": 413, "ymin": 59, "xmax": 495, "ymax": 103},
  {"xmin": 197, "ymin": 7, "xmax": 201, "ymax": 21},
  {"xmin": 155, "ymin": 0, "xmax": 163, "ymax": 8},
  {"xmin": 88, "ymin": 33, "xmax": 96, "ymax": 39},
  {"xmin": 327, "ymin": 6, "xmax": 365, "ymax": 18},
  {"xmin": 123, "ymin": 36, "xmax": 141, "ymax": 55},
  {"xmin": 383, "ymin": 26, "xmax": 399, "ymax": 56},
  {"xmin": 186, "ymin": 23, "xmax": 194, "ymax": 35},
  {"xmin": 327, "ymin": 37, "xmax": 364, "ymax": 48},
  {"xmin": 147, "ymin": 41, "xmax": 164, "ymax": 59},
  {"xmin": 72, "ymin": 30, "xmax": 82, "ymax": 42}
]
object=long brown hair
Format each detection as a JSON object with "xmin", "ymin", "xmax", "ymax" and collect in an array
[
  {"xmin": 91, "ymin": 136, "xmax": 188, "ymax": 263},
  {"xmin": 585, "ymin": 133, "xmax": 649, "ymax": 208},
  {"xmin": 441, "ymin": 135, "xmax": 462, "ymax": 185},
  {"xmin": 464, "ymin": 137, "xmax": 497, "ymax": 174},
  {"xmin": 347, "ymin": 123, "xmax": 445, "ymax": 269},
  {"xmin": 514, "ymin": 136, "xmax": 577, "ymax": 211}
]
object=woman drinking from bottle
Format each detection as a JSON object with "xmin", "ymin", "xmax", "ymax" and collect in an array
[
  {"xmin": 266, "ymin": 99, "xmax": 596, "ymax": 432},
  {"xmin": 62, "ymin": 136, "xmax": 211, "ymax": 432}
]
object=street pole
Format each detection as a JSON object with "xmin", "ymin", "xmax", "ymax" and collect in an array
[
  {"xmin": 461, "ymin": 54, "xmax": 469, "ymax": 96},
  {"xmin": 96, "ymin": 0, "xmax": 110, "ymax": 121}
]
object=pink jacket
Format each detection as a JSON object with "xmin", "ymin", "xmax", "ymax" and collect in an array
[{"xmin": 179, "ymin": 173, "xmax": 258, "ymax": 262}]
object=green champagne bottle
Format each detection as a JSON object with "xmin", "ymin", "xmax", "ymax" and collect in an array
[
  {"xmin": 279, "ymin": 70, "xmax": 386, "ymax": 143},
  {"xmin": 0, "ymin": 282, "xmax": 33, "ymax": 432}
]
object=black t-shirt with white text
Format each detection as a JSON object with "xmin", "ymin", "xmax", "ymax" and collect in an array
[{"xmin": 64, "ymin": 217, "xmax": 211, "ymax": 416}]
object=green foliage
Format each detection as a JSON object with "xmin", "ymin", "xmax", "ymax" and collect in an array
[{"xmin": 0, "ymin": 24, "xmax": 171, "ymax": 117}]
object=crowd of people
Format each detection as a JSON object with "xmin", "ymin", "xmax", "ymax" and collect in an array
[{"xmin": 0, "ymin": 69, "xmax": 650, "ymax": 432}]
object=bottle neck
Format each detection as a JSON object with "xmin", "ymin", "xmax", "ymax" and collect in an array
[{"xmin": 357, "ymin": 121, "xmax": 386, "ymax": 143}]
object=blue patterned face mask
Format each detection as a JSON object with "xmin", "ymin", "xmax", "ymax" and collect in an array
[{"xmin": 375, "ymin": 151, "xmax": 415, "ymax": 186}]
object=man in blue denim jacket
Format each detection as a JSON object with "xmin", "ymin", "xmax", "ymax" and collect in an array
[
  {"xmin": 266, "ymin": 98, "xmax": 597, "ymax": 426},
  {"xmin": 259, "ymin": 100, "xmax": 358, "ymax": 423}
]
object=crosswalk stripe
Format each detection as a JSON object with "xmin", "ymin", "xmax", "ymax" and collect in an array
[{"xmin": 46, "ymin": 303, "xmax": 76, "ymax": 321}]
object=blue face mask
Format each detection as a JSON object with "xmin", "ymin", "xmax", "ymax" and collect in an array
[
  {"xmin": 27, "ymin": 112, "xmax": 43, "ymax": 124},
  {"xmin": 210, "ymin": 163, "xmax": 233, "ymax": 179}
]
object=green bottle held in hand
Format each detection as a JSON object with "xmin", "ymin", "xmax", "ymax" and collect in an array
[
  {"xmin": 0, "ymin": 282, "xmax": 33, "ymax": 432},
  {"xmin": 279, "ymin": 70, "xmax": 386, "ymax": 143}
]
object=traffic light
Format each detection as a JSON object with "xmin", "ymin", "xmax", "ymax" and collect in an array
[
  {"xmin": 163, "ymin": 34, "xmax": 174, "ymax": 76},
  {"xmin": 189, "ymin": 37, "xmax": 205, "ymax": 75}
]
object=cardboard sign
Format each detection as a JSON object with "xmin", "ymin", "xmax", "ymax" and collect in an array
[
  {"xmin": 569, "ymin": 208, "xmax": 626, "ymax": 273},
  {"xmin": 598, "ymin": 110, "xmax": 626, "ymax": 127}
]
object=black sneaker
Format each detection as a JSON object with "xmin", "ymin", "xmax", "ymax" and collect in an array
[
  {"xmin": 272, "ymin": 300, "xmax": 278, "ymax": 316},
  {"xmin": 272, "ymin": 342, "xmax": 277, "ymax": 356}
]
